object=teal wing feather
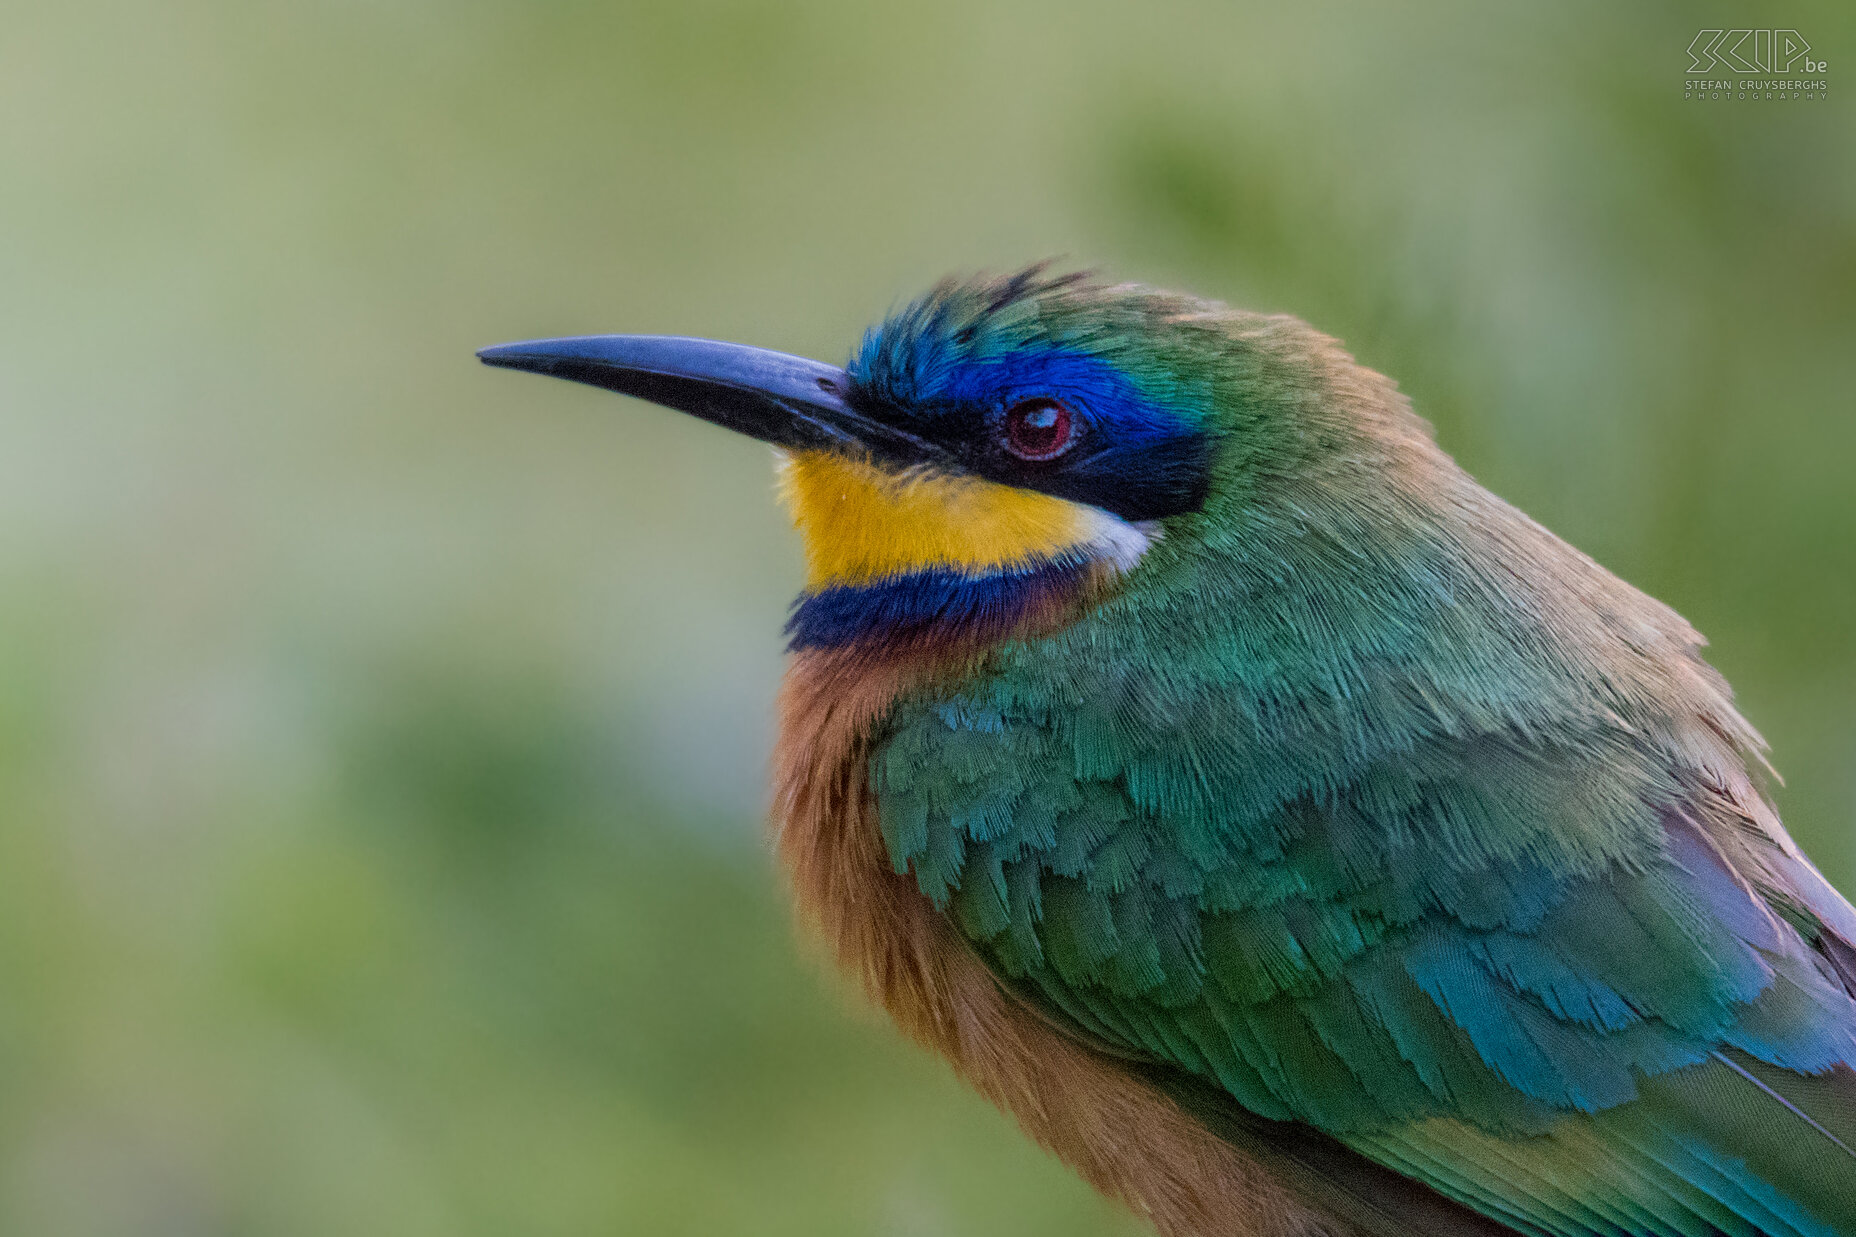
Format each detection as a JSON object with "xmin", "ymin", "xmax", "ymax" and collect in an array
[{"xmin": 867, "ymin": 512, "xmax": 1856, "ymax": 1237}]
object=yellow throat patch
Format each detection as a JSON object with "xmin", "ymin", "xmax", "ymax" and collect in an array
[{"xmin": 778, "ymin": 451, "xmax": 1143, "ymax": 590}]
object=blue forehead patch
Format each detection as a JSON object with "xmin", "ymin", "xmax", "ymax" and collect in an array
[
  {"xmin": 859, "ymin": 332, "xmax": 1192, "ymax": 439},
  {"xmin": 841, "ymin": 287, "xmax": 1215, "ymax": 522}
]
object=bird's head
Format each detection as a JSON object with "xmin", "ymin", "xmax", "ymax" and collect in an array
[{"xmin": 481, "ymin": 266, "xmax": 1392, "ymax": 650}]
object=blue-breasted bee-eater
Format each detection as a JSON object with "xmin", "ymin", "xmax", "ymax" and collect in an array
[{"xmin": 479, "ymin": 267, "xmax": 1856, "ymax": 1237}]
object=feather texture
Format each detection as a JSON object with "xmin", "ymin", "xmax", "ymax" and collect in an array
[{"xmin": 816, "ymin": 271, "xmax": 1856, "ymax": 1236}]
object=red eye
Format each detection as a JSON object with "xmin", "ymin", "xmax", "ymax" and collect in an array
[{"xmin": 1003, "ymin": 399, "xmax": 1076, "ymax": 461}]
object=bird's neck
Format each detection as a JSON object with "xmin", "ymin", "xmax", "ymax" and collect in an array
[{"xmin": 777, "ymin": 452, "xmax": 1153, "ymax": 651}]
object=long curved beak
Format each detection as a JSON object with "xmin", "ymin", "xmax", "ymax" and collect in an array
[{"xmin": 477, "ymin": 334, "xmax": 932, "ymax": 462}]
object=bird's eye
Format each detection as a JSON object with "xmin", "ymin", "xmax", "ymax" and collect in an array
[{"xmin": 1003, "ymin": 399, "xmax": 1076, "ymax": 462}]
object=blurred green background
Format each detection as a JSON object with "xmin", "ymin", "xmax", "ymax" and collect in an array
[{"xmin": 2, "ymin": 1, "xmax": 1852, "ymax": 1233}]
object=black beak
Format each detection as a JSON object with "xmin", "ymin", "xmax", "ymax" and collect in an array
[{"xmin": 477, "ymin": 334, "xmax": 934, "ymax": 462}]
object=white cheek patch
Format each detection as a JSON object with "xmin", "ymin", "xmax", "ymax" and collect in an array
[{"xmin": 1077, "ymin": 508, "xmax": 1161, "ymax": 575}]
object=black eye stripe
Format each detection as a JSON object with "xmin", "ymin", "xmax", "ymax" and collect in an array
[{"xmin": 841, "ymin": 381, "xmax": 1210, "ymax": 522}]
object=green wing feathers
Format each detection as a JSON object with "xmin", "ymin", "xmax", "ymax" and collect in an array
[{"xmin": 867, "ymin": 460, "xmax": 1856, "ymax": 1236}]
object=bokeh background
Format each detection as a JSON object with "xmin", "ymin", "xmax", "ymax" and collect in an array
[{"xmin": 2, "ymin": 1, "xmax": 1852, "ymax": 1233}]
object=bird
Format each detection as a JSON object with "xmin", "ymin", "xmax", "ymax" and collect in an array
[{"xmin": 478, "ymin": 266, "xmax": 1856, "ymax": 1237}]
